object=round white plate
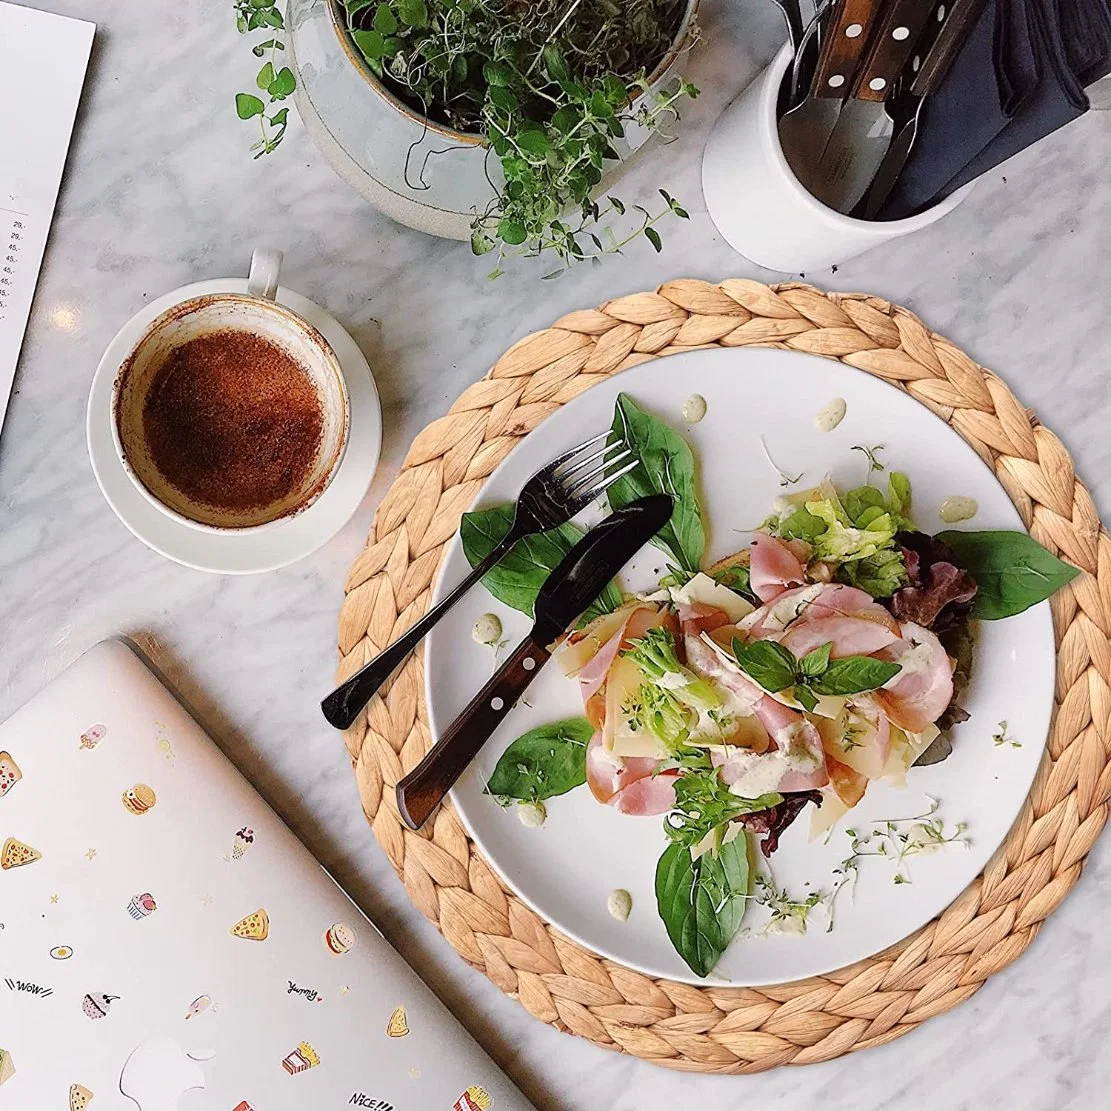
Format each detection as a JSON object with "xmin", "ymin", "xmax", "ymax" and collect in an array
[
  {"xmin": 87, "ymin": 280, "xmax": 382, "ymax": 574},
  {"xmin": 424, "ymin": 347, "xmax": 1055, "ymax": 986}
]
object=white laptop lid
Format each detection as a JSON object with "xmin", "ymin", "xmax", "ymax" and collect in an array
[{"xmin": 0, "ymin": 639, "xmax": 533, "ymax": 1111}]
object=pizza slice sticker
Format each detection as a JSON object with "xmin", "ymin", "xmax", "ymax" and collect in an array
[
  {"xmin": 0, "ymin": 752, "xmax": 21, "ymax": 797},
  {"xmin": 69, "ymin": 1083, "xmax": 94, "ymax": 1110},
  {"xmin": 1, "ymin": 837, "xmax": 41, "ymax": 869},
  {"xmin": 386, "ymin": 1006, "xmax": 408, "ymax": 1037},
  {"xmin": 229, "ymin": 909, "xmax": 269, "ymax": 941}
]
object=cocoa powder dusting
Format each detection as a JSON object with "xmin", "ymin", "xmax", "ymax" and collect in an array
[{"xmin": 142, "ymin": 329, "xmax": 324, "ymax": 513}]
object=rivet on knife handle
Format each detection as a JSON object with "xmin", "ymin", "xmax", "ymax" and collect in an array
[
  {"xmin": 851, "ymin": 0, "xmax": 939, "ymax": 102},
  {"xmin": 909, "ymin": 0, "xmax": 988, "ymax": 96},
  {"xmin": 812, "ymin": 0, "xmax": 885, "ymax": 99}
]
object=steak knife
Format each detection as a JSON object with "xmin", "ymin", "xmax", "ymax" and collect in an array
[
  {"xmin": 395, "ymin": 493, "xmax": 673, "ymax": 831},
  {"xmin": 814, "ymin": 0, "xmax": 942, "ymax": 213}
]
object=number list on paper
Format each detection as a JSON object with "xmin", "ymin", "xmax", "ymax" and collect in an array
[{"xmin": 0, "ymin": 2, "xmax": 94, "ymax": 428}]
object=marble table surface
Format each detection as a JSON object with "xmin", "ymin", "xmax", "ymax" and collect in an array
[{"xmin": 3, "ymin": 0, "xmax": 1111, "ymax": 1106}]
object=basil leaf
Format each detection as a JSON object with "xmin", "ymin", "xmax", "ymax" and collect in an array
[
  {"xmin": 655, "ymin": 835, "xmax": 751, "ymax": 978},
  {"xmin": 731, "ymin": 638, "xmax": 797, "ymax": 693},
  {"xmin": 811, "ymin": 656, "xmax": 901, "ymax": 695},
  {"xmin": 486, "ymin": 718, "xmax": 593, "ymax": 802},
  {"xmin": 799, "ymin": 642, "xmax": 832, "ymax": 677},
  {"xmin": 937, "ymin": 530, "xmax": 1080, "ymax": 620},
  {"xmin": 606, "ymin": 393, "xmax": 705, "ymax": 572},
  {"xmin": 795, "ymin": 685, "xmax": 819, "ymax": 712},
  {"xmin": 460, "ymin": 504, "xmax": 622, "ymax": 621}
]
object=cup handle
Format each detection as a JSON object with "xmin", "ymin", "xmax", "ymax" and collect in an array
[{"xmin": 247, "ymin": 248, "xmax": 283, "ymax": 301}]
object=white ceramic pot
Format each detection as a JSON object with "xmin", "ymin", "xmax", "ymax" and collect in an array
[
  {"xmin": 701, "ymin": 44, "xmax": 972, "ymax": 273},
  {"xmin": 288, "ymin": 0, "xmax": 699, "ymax": 240}
]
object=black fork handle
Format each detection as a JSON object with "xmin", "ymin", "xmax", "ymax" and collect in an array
[{"xmin": 321, "ymin": 526, "xmax": 522, "ymax": 730}]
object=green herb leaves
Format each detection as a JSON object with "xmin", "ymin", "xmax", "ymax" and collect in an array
[
  {"xmin": 655, "ymin": 835, "xmax": 751, "ymax": 977},
  {"xmin": 607, "ymin": 393, "xmax": 705, "ymax": 572},
  {"xmin": 459, "ymin": 504, "xmax": 622, "ymax": 621},
  {"xmin": 937, "ymin": 530, "xmax": 1080, "ymax": 620},
  {"xmin": 486, "ymin": 719, "xmax": 592, "ymax": 803},
  {"xmin": 233, "ymin": 0, "xmax": 293, "ymax": 156},
  {"xmin": 731, "ymin": 638, "xmax": 900, "ymax": 712}
]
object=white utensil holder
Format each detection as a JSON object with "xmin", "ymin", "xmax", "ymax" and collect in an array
[{"xmin": 702, "ymin": 44, "xmax": 972, "ymax": 273}]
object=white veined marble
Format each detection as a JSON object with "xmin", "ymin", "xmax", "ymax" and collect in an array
[{"xmin": 1, "ymin": 0, "xmax": 1109, "ymax": 1107}]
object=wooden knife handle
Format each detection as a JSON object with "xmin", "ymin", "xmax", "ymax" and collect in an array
[
  {"xmin": 909, "ymin": 0, "xmax": 988, "ymax": 97},
  {"xmin": 851, "ymin": 0, "xmax": 941, "ymax": 102},
  {"xmin": 395, "ymin": 635, "xmax": 551, "ymax": 830},
  {"xmin": 813, "ymin": 0, "xmax": 886, "ymax": 99}
]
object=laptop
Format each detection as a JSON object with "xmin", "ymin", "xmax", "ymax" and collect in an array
[{"xmin": 0, "ymin": 639, "xmax": 533, "ymax": 1111}]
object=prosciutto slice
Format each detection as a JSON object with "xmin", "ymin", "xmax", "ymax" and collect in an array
[
  {"xmin": 779, "ymin": 615, "xmax": 900, "ymax": 658},
  {"xmin": 749, "ymin": 534, "xmax": 807, "ymax": 603},
  {"xmin": 875, "ymin": 622, "xmax": 954, "ymax": 734},
  {"xmin": 585, "ymin": 733, "xmax": 676, "ymax": 815},
  {"xmin": 576, "ymin": 606, "xmax": 673, "ymax": 703}
]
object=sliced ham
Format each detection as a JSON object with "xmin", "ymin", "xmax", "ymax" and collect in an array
[
  {"xmin": 715, "ymin": 717, "xmax": 829, "ymax": 796},
  {"xmin": 575, "ymin": 605, "xmax": 674, "ymax": 704},
  {"xmin": 749, "ymin": 534, "xmax": 807, "ymax": 603},
  {"xmin": 779, "ymin": 614, "xmax": 900, "ymax": 659},
  {"xmin": 816, "ymin": 695, "xmax": 891, "ymax": 780},
  {"xmin": 874, "ymin": 622, "xmax": 954, "ymax": 734},
  {"xmin": 585, "ymin": 733, "xmax": 676, "ymax": 814},
  {"xmin": 824, "ymin": 752, "xmax": 867, "ymax": 807},
  {"xmin": 742, "ymin": 582, "xmax": 900, "ymax": 642},
  {"xmin": 677, "ymin": 601, "xmax": 732, "ymax": 640}
]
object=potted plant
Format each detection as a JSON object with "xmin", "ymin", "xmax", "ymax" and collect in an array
[{"xmin": 236, "ymin": 0, "xmax": 699, "ymax": 274}]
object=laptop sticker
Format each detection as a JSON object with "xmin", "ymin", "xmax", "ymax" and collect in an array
[
  {"xmin": 385, "ymin": 1006, "xmax": 408, "ymax": 1037},
  {"xmin": 1, "ymin": 836, "xmax": 41, "ymax": 868},
  {"xmin": 82, "ymin": 992, "xmax": 119, "ymax": 1019},
  {"xmin": 128, "ymin": 892, "xmax": 157, "ymax": 920},
  {"xmin": 229, "ymin": 908, "xmax": 269, "ymax": 941},
  {"xmin": 280, "ymin": 1041, "xmax": 320, "ymax": 1074},
  {"xmin": 323, "ymin": 922, "xmax": 357, "ymax": 955},
  {"xmin": 79, "ymin": 724, "xmax": 106, "ymax": 750},
  {"xmin": 183, "ymin": 994, "xmax": 212, "ymax": 1020},
  {"xmin": 50, "ymin": 945, "xmax": 74, "ymax": 960},
  {"xmin": 69, "ymin": 1082, "xmax": 93, "ymax": 1110},
  {"xmin": 454, "ymin": 1086, "xmax": 494, "ymax": 1111},
  {"xmin": 0, "ymin": 1048, "xmax": 14, "ymax": 1087},
  {"xmin": 0, "ymin": 751, "xmax": 21, "ymax": 795},
  {"xmin": 122, "ymin": 784, "xmax": 156, "ymax": 815},
  {"xmin": 225, "ymin": 827, "xmax": 254, "ymax": 862}
]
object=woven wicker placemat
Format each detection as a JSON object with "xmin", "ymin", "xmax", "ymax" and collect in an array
[{"xmin": 335, "ymin": 280, "xmax": 1111, "ymax": 1072}]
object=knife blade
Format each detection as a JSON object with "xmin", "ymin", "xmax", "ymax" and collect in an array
[
  {"xmin": 814, "ymin": 0, "xmax": 942, "ymax": 213},
  {"xmin": 779, "ymin": 0, "xmax": 876, "ymax": 195},
  {"xmin": 395, "ymin": 493, "xmax": 673, "ymax": 830},
  {"xmin": 857, "ymin": 0, "xmax": 989, "ymax": 219}
]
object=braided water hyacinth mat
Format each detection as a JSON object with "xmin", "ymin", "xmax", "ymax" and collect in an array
[{"xmin": 335, "ymin": 280, "xmax": 1111, "ymax": 1072}]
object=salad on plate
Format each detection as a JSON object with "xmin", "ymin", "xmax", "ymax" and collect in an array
[{"xmin": 461, "ymin": 393, "xmax": 1078, "ymax": 977}]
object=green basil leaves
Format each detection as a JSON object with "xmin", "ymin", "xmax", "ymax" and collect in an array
[
  {"xmin": 937, "ymin": 530, "xmax": 1080, "ymax": 620},
  {"xmin": 486, "ymin": 718, "xmax": 593, "ymax": 803},
  {"xmin": 655, "ymin": 835, "xmax": 752, "ymax": 977}
]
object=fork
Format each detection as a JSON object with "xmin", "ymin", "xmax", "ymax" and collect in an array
[{"xmin": 320, "ymin": 432, "xmax": 638, "ymax": 730}]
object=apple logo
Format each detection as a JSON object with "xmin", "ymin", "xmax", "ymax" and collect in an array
[{"xmin": 119, "ymin": 1037, "xmax": 214, "ymax": 1111}]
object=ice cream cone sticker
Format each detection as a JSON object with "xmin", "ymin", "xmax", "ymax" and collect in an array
[
  {"xmin": 453, "ymin": 1085, "xmax": 493, "ymax": 1111},
  {"xmin": 230, "ymin": 908, "xmax": 269, "ymax": 941},
  {"xmin": 229, "ymin": 826, "xmax": 254, "ymax": 861},
  {"xmin": 281, "ymin": 1041, "xmax": 319, "ymax": 1074},
  {"xmin": 386, "ymin": 1005, "xmax": 408, "ymax": 1037}
]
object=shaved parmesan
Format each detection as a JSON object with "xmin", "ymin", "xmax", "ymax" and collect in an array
[{"xmin": 671, "ymin": 573, "xmax": 755, "ymax": 623}]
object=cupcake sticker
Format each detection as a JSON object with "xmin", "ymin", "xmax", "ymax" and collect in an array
[
  {"xmin": 82, "ymin": 992, "xmax": 119, "ymax": 1019},
  {"xmin": 79, "ymin": 724, "xmax": 106, "ymax": 751},
  {"xmin": 227, "ymin": 827, "xmax": 254, "ymax": 862},
  {"xmin": 453, "ymin": 1086, "xmax": 493, "ymax": 1111},
  {"xmin": 280, "ymin": 1041, "xmax": 320, "ymax": 1075},
  {"xmin": 0, "ymin": 752, "xmax": 21, "ymax": 796},
  {"xmin": 323, "ymin": 922, "xmax": 357, "ymax": 955},
  {"xmin": 128, "ymin": 893, "xmax": 157, "ymax": 920},
  {"xmin": 122, "ymin": 784, "xmax": 156, "ymax": 816}
]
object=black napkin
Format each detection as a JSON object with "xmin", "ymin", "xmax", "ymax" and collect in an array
[{"xmin": 878, "ymin": 0, "xmax": 1039, "ymax": 220}]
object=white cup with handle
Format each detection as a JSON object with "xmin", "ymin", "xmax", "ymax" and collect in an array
[{"xmin": 701, "ymin": 44, "xmax": 972, "ymax": 273}]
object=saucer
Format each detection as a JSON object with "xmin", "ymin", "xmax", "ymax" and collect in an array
[{"xmin": 87, "ymin": 279, "xmax": 382, "ymax": 574}]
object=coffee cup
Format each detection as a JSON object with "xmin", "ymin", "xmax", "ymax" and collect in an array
[{"xmin": 112, "ymin": 250, "xmax": 350, "ymax": 532}]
